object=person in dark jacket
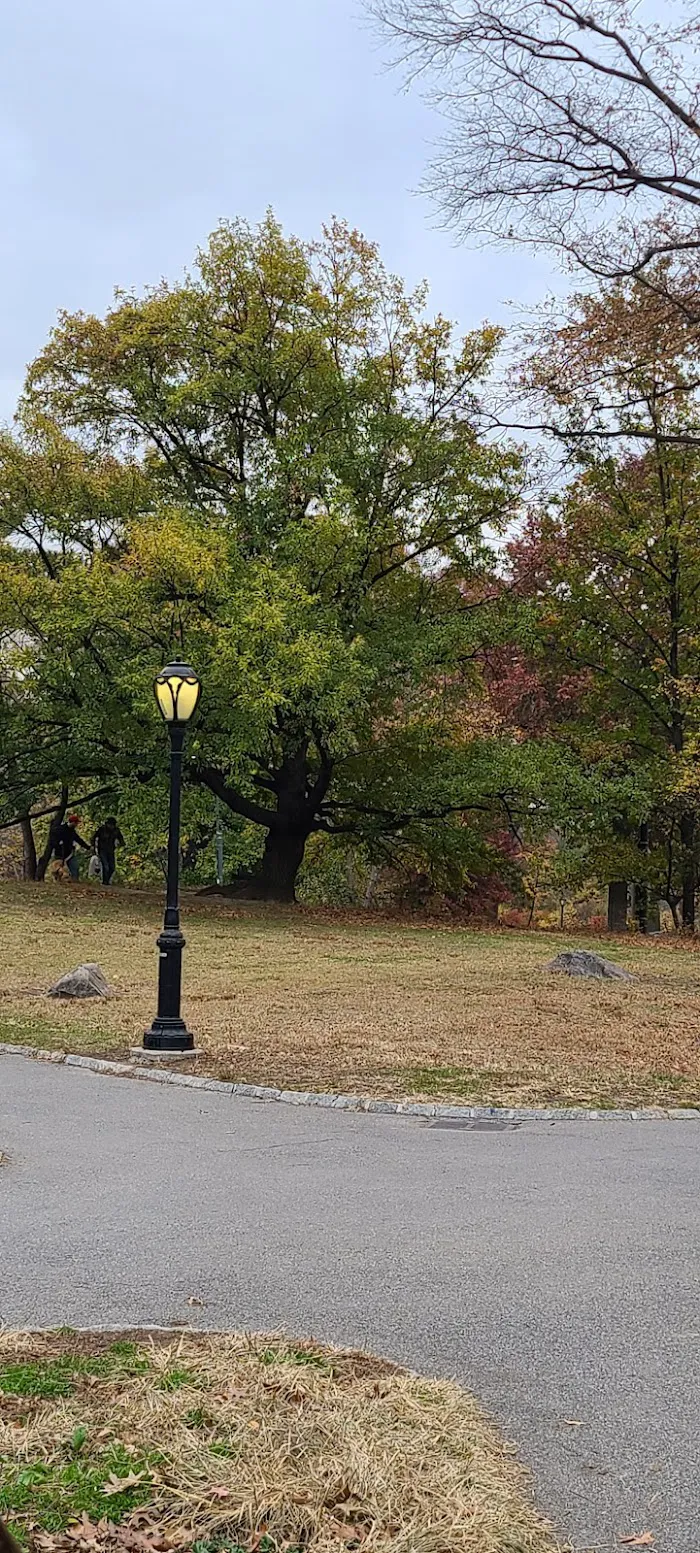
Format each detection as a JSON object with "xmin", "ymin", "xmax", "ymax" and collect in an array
[
  {"xmin": 54, "ymin": 814, "xmax": 90, "ymax": 879},
  {"xmin": 93, "ymin": 816, "xmax": 125, "ymax": 885}
]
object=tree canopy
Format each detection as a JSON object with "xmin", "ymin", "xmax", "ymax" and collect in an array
[
  {"xmin": 1, "ymin": 215, "xmax": 534, "ymax": 899},
  {"xmin": 5, "ymin": 213, "xmax": 700, "ymax": 926}
]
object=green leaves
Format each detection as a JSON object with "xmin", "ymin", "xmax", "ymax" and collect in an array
[{"xmin": 3, "ymin": 211, "xmax": 526, "ymax": 896}]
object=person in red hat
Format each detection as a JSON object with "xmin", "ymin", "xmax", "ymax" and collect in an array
[{"xmin": 53, "ymin": 813, "xmax": 90, "ymax": 880}]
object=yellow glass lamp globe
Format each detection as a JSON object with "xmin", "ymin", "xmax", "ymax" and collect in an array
[{"xmin": 154, "ymin": 661, "xmax": 201, "ymax": 724}]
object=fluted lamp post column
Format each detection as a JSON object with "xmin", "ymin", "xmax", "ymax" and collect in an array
[{"xmin": 144, "ymin": 660, "xmax": 201, "ymax": 1052}]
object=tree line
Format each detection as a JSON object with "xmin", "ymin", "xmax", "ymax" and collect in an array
[{"xmin": 3, "ymin": 0, "xmax": 700, "ymax": 922}]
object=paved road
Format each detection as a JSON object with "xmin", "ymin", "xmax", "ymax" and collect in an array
[{"xmin": 2, "ymin": 1056, "xmax": 699, "ymax": 1552}]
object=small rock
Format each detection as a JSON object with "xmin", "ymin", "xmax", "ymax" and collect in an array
[
  {"xmin": 48, "ymin": 963, "xmax": 111, "ymax": 999},
  {"xmin": 546, "ymin": 950, "xmax": 633, "ymax": 982}
]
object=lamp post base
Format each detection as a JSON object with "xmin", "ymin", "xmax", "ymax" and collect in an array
[
  {"xmin": 132, "ymin": 1045, "xmax": 201, "ymax": 1063},
  {"xmin": 144, "ymin": 924, "xmax": 193, "ymax": 1051},
  {"xmin": 143, "ymin": 1017, "xmax": 196, "ymax": 1052}
]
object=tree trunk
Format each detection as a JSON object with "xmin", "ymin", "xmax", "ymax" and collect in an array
[
  {"xmin": 634, "ymin": 882, "xmax": 648, "ymax": 934},
  {"xmin": 647, "ymin": 899, "xmax": 661, "ymax": 933},
  {"xmin": 257, "ymin": 826, "xmax": 309, "ymax": 901},
  {"xmin": 200, "ymin": 826, "xmax": 310, "ymax": 902},
  {"xmin": 36, "ymin": 787, "xmax": 69, "ymax": 881},
  {"xmin": 680, "ymin": 812, "xmax": 696, "ymax": 931},
  {"xmin": 635, "ymin": 821, "xmax": 661, "ymax": 934},
  {"xmin": 19, "ymin": 815, "xmax": 37, "ymax": 881},
  {"xmin": 607, "ymin": 880, "xmax": 628, "ymax": 932},
  {"xmin": 197, "ymin": 742, "xmax": 333, "ymax": 903}
]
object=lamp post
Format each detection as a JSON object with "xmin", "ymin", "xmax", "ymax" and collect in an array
[{"xmin": 144, "ymin": 660, "xmax": 201, "ymax": 1052}]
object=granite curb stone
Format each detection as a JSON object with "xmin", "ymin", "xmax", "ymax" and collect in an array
[{"xmin": 2, "ymin": 1043, "xmax": 699, "ymax": 1122}]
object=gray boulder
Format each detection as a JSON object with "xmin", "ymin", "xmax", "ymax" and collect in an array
[
  {"xmin": 546, "ymin": 949, "xmax": 633, "ymax": 981},
  {"xmin": 48, "ymin": 963, "xmax": 111, "ymax": 999}
]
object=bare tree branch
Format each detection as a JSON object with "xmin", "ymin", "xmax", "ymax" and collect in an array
[{"xmin": 371, "ymin": 0, "xmax": 700, "ymax": 280}]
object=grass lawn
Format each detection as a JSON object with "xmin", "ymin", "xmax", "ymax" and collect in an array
[
  {"xmin": 1, "ymin": 880, "xmax": 700, "ymax": 1109},
  {"xmin": 0, "ymin": 1329, "xmax": 560, "ymax": 1553}
]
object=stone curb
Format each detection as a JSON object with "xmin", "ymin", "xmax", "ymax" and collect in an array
[{"xmin": 1, "ymin": 1041, "xmax": 699, "ymax": 1122}]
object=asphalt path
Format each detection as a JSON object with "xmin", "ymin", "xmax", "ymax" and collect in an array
[{"xmin": 2, "ymin": 1054, "xmax": 699, "ymax": 1552}]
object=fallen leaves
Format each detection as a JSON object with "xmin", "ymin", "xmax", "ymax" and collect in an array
[
  {"xmin": 262, "ymin": 1377, "xmax": 306, "ymax": 1404},
  {"xmin": 619, "ymin": 1535, "xmax": 655, "ymax": 1547},
  {"xmin": 186, "ymin": 1296, "xmax": 206, "ymax": 1308},
  {"xmin": 327, "ymin": 1522, "xmax": 370, "ymax": 1545},
  {"xmin": 101, "ymin": 1471, "xmax": 149, "ymax": 1497},
  {"xmin": 33, "ymin": 1512, "xmax": 177, "ymax": 1553}
]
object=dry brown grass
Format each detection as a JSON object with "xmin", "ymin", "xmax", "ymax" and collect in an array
[
  {"xmin": 1, "ymin": 881, "xmax": 699, "ymax": 1108},
  {"xmin": 0, "ymin": 1329, "xmax": 561, "ymax": 1553}
]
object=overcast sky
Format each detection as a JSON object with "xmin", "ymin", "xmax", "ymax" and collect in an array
[{"xmin": 1, "ymin": 0, "xmax": 558, "ymax": 424}]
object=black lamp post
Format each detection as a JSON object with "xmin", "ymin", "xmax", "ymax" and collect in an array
[{"xmin": 144, "ymin": 660, "xmax": 201, "ymax": 1052}]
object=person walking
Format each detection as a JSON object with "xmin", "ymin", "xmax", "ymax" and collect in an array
[
  {"xmin": 93, "ymin": 816, "xmax": 125, "ymax": 886},
  {"xmin": 53, "ymin": 814, "xmax": 90, "ymax": 880}
]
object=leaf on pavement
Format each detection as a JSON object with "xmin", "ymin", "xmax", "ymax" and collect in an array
[
  {"xmin": 186, "ymin": 1295, "xmax": 206, "ymax": 1307},
  {"xmin": 619, "ymin": 1535, "xmax": 655, "ymax": 1547}
]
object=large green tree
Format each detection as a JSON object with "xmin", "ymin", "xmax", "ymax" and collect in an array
[{"xmin": 4, "ymin": 215, "xmax": 526, "ymax": 899}]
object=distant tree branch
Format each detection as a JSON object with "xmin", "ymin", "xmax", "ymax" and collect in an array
[
  {"xmin": 0, "ymin": 785, "xmax": 117, "ymax": 834},
  {"xmin": 316, "ymin": 794, "xmax": 502, "ymax": 834}
]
